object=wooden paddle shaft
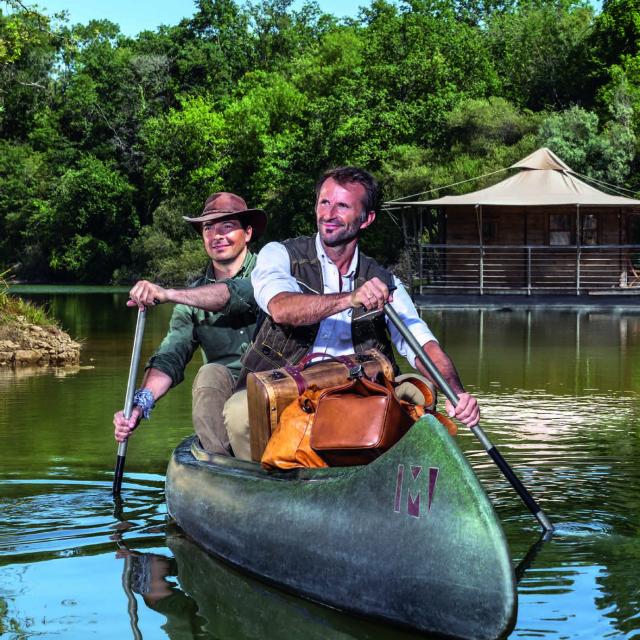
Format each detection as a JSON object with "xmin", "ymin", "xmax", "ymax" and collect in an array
[
  {"xmin": 384, "ymin": 303, "xmax": 554, "ymax": 533},
  {"xmin": 113, "ymin": 308, "xmax": 147, "ymax": 497}
]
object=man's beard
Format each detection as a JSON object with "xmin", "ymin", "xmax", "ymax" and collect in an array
[{"xmin": 319, "ymin": 221, "xmax": 361, "ymax": 247}]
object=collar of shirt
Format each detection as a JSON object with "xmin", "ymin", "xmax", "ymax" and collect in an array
[
  {"xmin": 314, "ymin": 233, "xmax": 358, "ymax": 293},
  {"xmin": 203, "ymin": 250, "xmax": 256, "ymax": 283}
]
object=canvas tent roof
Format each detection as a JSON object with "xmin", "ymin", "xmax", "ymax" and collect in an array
[{"xmin": 395, "ymin": 148, "xmax": 640, "ymax": 208}]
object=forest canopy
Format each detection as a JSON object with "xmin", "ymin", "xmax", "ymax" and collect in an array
[{"xmin": 1, "ymin": 0, "xmax": 639, "ymax": 283}]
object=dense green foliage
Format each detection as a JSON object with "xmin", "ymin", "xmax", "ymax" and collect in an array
[{"xmin": 1, "ymin": 0, "xmax": 639, "ymax": 283}]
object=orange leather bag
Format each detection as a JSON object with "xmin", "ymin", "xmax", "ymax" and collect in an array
[{"xmin": 261, "ymin": 386, "xmax": 328, "ymax": 470}]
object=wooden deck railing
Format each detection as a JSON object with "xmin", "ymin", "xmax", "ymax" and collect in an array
[{"xmin": 412, "ymin": 244, "xmax": 640, "ymax": 295}]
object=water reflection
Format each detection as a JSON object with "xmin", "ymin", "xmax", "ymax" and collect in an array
[
  {"xmin": 117, "ymin": 535, "xmax": 428, "ymax": 640},
  {"xmin": 422, "ymin": 308, "xmax": 640, "ymax": 395},
  {"xmin": 0, "ymin": 476, "xmax": 166, "ymax": 563}
]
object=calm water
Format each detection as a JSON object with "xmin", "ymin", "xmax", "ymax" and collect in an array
[{"xmin": 1, "ymin": 289, "xmax": 639, "ymax": 639}]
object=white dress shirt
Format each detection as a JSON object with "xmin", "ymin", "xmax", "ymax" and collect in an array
[{"xmin": 251, "ymin": 234, "xmax": 437, "ymax": 369}]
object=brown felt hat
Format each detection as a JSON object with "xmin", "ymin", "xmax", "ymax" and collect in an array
[{"xmin": 183, "ymin": 192, "xmax": 267, "ymax": 240}]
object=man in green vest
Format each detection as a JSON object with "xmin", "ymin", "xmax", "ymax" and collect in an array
[
  {"xmin": 113, "ymin": 192, "xmax": 266, "ymax": 455},
  {"xmin": 223, "ymin": 166, "xmax": 479, "ymax": 458}
]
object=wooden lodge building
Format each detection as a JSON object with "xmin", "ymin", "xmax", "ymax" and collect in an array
[{"xmin": 388, "ymin": 148, "xmax": 640, "ymax": 296}]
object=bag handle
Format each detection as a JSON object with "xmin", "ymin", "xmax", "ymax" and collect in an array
[
  {"xmin": 284, "ymin": 353, "xmax": 357, "ymax": 395},
  {"xmin": 298, "ymin": 352, "xmax": 356, "ymax": 369}
]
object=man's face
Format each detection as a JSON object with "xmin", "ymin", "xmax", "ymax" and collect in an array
[
  {"xmin": 201, "ymin": 217, "xmax": 252, "ymax": 264},
  {"xmin": 315, "ymin": 178, "xmax": 374, "ymax": 248}
]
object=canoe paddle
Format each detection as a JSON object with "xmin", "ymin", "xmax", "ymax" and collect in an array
[
  {"xmin": 112, "ymin": 307, "xmax": 147, "ymax": 497},
  {"xmin": 384, "ymin": 303, "xmax": 554, "ymax": 533}
]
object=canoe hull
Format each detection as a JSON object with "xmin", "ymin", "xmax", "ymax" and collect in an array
[{"xmin": 165, "ymin": 415, "xmax": 517, "ymax": 639}]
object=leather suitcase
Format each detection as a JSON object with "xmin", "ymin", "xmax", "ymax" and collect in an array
[{"xmin": 247, "ymin": 350, "xmax": 395, "ymax": 461}]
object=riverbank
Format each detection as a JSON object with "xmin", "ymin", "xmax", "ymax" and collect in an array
[
  {"xmin": 0, "ymin": 314, "xmax": 81, "ymax": 366},
  {"xmin": 0, "ymin": 281, "xmax": 81, "ymax": 366}
]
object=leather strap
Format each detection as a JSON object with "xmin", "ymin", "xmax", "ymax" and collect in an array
[
  {"xmin": 282, "ymin": 353, "xmax": 357, "ymax": 395},
  {"xmin": 283, "ymin": 364, "xmax": 308, "ymax": 395}
]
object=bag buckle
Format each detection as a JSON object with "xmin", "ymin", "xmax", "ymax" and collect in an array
[{"xmin": 348, "ymin": 364, "xmax": 364, "ymax": 379}]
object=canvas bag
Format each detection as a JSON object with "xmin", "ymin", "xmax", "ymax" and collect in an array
[{"xmin": 261, "ymin": 386, "xmax": 328, "ymax": 470}]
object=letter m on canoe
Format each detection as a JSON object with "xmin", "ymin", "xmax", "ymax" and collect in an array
[{"xmin": 393, "ymin": 464, "xmax": 439, "ymax": 518}]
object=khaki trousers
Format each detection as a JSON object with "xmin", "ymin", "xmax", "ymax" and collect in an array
[{"xmin": 191, "ymin": 363, "xmax": 251, "ymax": 459}]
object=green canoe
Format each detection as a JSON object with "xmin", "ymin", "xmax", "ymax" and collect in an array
[{"xmin": 165, "ymin": 415, "xmax": 517, "ymax": 639}]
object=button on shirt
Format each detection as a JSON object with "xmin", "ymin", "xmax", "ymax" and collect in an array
[{"xmin": 251, "ymin": 234, "xmax": 437, "ymax": 368}]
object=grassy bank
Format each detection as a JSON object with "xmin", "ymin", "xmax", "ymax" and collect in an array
[
  {"xmin": 0, "ymin": 269, "xmax": 55, "ymax": 336},
  {"xmin": 0, "ymin": 270, "xmax": 80, "ymax": 366}
]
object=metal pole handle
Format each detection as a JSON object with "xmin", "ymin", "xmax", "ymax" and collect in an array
[{"xmin": 113, "ymin": 308, "xmax": 147, "ymax": 497}]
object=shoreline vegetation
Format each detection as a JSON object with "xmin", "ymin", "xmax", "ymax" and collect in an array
[
  {"xmin": 0, "ymin": 274, "xmax": 81, "ymax": 367},
  {"xmin": 3, "ymin": 1, "xmax": 640, "ymax": 287}
]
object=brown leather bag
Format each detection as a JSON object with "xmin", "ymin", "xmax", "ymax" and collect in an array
[
  {"xmin": 260, "ymin": 386, "xmax": 328, "ymax": 470},
  {"xmin": 248, "ymin": 350, "xmax": 395, "ymax": 461},
  {"xmin": 310, "ymin": 374, "xmax": 457, "ymax": 466}
]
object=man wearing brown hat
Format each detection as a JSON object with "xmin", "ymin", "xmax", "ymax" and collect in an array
[{"xmin": 113, "ymin": 192, "xmax": 266, "ymax": 455}]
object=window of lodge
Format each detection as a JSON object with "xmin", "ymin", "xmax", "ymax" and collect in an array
[
  {"xmin": 549, "ymin": 213, "xmax": 573, "ymax": 245},
  {"xmin": 581, "ymin": 214, "xmax": 598, "ymax": 245}
]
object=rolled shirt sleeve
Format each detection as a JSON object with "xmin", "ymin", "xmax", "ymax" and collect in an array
[
  {"xmin": 386, "ymin": 276, "xmax": 437, "ymax": 369},
  {"xmin": 221, "ymin": 277, "xmax": 258, "ymax": 316},
  {"xmin": 251, "ymin": 241, "xmax": 302, "ymax": 313}
]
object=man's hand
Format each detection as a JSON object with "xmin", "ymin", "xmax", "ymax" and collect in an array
[
  {"xmin": 127, "ymin": 280, "xmax": 169, "ymax": 310},
  {"xmin": 113, "ymin": 406, "xmax": 143, "ymax": 442},
  {"xmin": 445, "ymin": 392, "xmax": 480, "ymax": 428},
  {"xmin": 350, "ymin": 277, "xmax": 393, "ymax": 311}
]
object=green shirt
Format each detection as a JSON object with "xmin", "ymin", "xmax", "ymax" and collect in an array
[{"xmin": 146, "ymin": 251, "xmax": 258, "ymax": 386}]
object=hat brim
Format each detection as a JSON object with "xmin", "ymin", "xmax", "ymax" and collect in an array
[{"xmin": 183, "ymin": 208, "xmax": 267, "ymax": 241}]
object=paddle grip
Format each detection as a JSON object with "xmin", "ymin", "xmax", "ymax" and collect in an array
[
  {"xmin": 486, "ymin": 446, "xmax": 541, "ymax": 514},
  {"xmin": 113, "ymin": 454, "xmax": 126, "ymax": 496}
]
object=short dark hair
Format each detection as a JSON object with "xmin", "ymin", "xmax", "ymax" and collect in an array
[{"xmin": 315, "ymin": 166, "xmax": 379, "ymax": 214}]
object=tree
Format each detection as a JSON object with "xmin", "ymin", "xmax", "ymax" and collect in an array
[
  {"xmin": 587, "ymin": 0, "xmax": 640, "ymax": 155},
  {"xmin": 140, "ymin": 95, "xmax": 230, "ymax": 211},
  {"xmin": 487, "ymin": 0, "xmax": 594, "ymax": 109},
  {"xmin": 0, "ymin": 140, "xmax": 52, "ymax": 273},
  {"xmin": 588, "ymin": 0, "xmax": 640, "ymax": 72},
  {"xmin": 538, "ymin": 105, "xmax": 636, "ymax": 184},
  {"xmin": 0, "ymin": 4, "xmax": 61, "ymax": 140},
  {"xmin": 38, "ymin": 155, "xmax": 137, "ymax": 281}
]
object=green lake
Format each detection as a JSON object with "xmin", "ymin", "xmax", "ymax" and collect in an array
[{"xmin": 1, "ymin": 289, "xmax": 639, "ymax": 639}]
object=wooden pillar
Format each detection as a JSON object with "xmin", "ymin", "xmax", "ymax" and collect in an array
[
  {"xmin": 476, "ymin": 204, "xmax": 483, "ymax": 295},
  {"xmin": 576, "ymin": 204, "xmax": 581, "ymax": 295}
]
